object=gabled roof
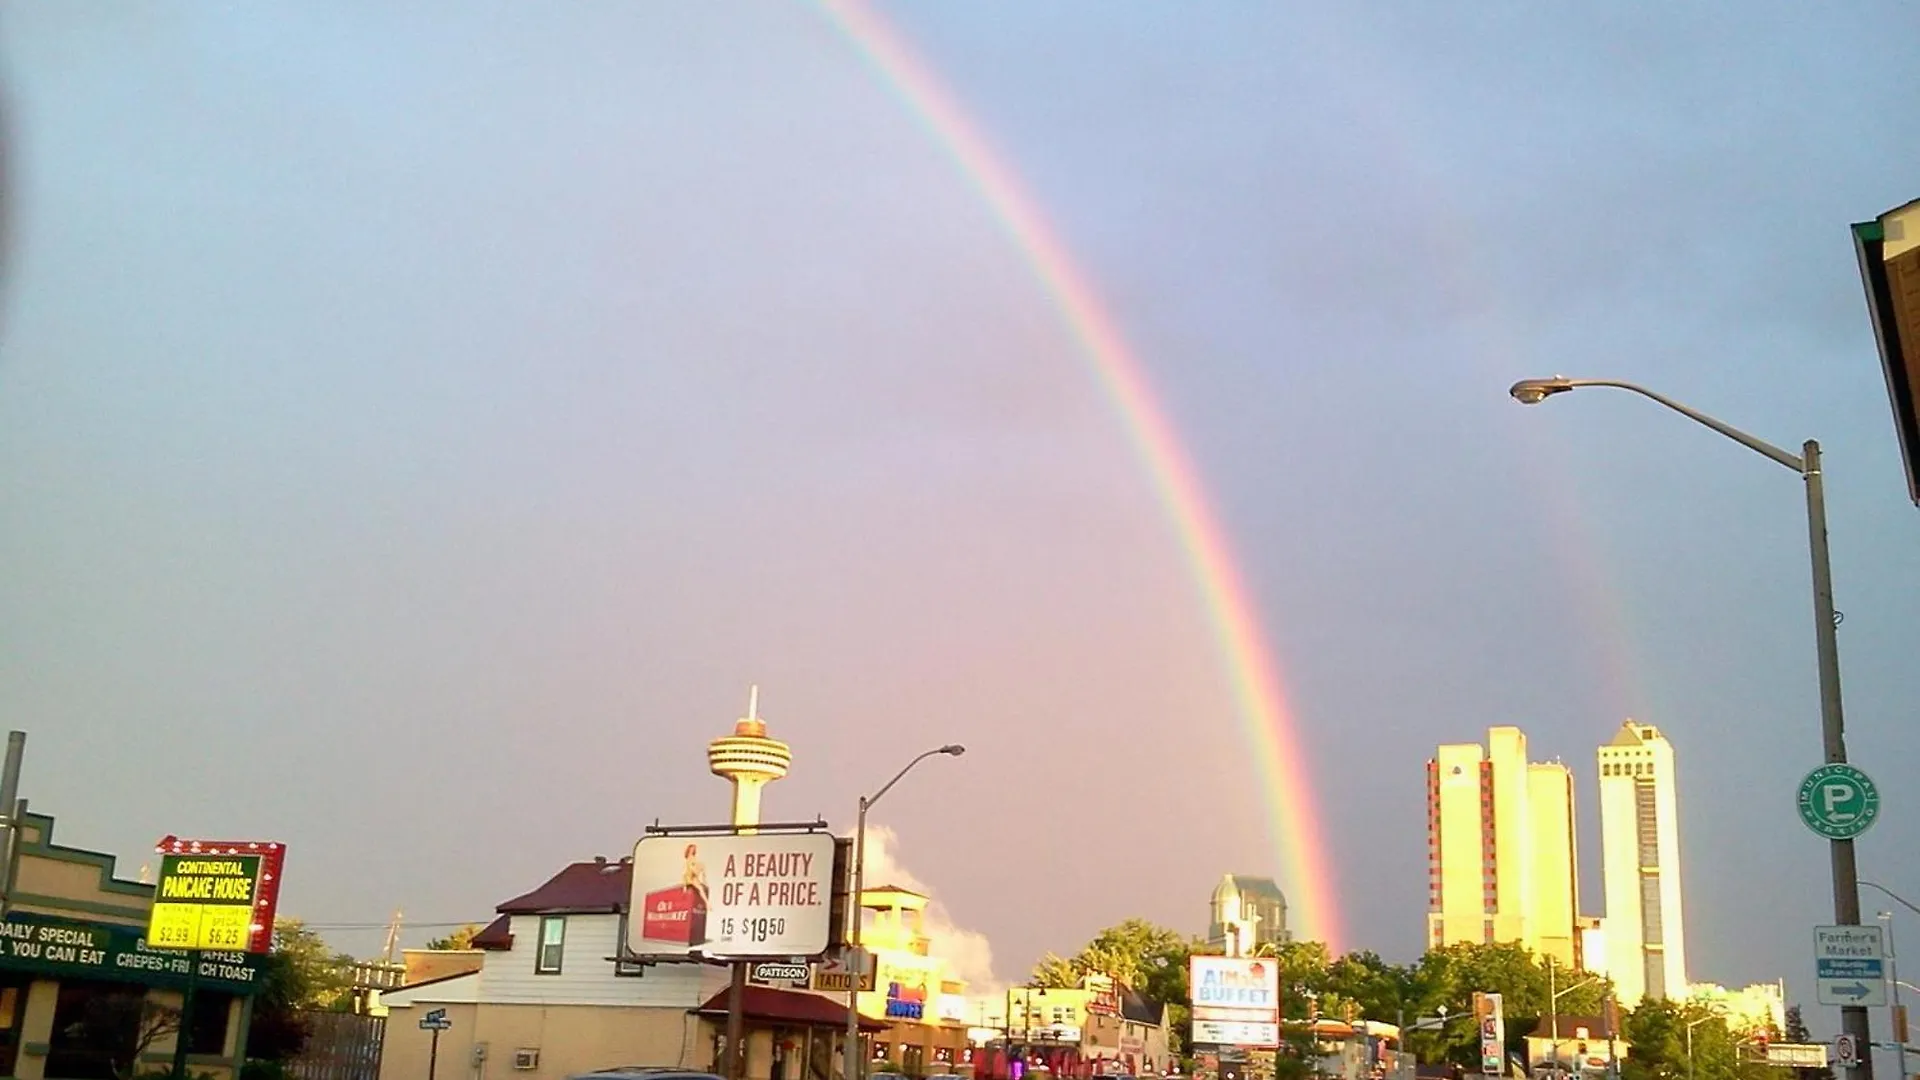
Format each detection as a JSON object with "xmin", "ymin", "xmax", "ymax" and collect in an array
[
  {"xmin": 1119, "ymin": 986, "xmax": 1164, "ymax": 1026},
  {"xmin": 496, "ymin": 859, "xmax": 632, "ymax": 915},
  {"xmin": 1216, "ymin": 875, "xmax": 1287, "ymax": 903}
]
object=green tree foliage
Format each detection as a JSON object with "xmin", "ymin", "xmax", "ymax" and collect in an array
[
  {"xmin": 1029, "ymin": 952, "xmax": 1082, "ymax": 989},
  {"xmin": 1032, "ymin": 920, "xmax": 1200, "ymax": 1057},
  {"xmin": 244, "ymin": 950, "xmax": 314, "ymax": 1062},
  {"xmin": 424, "ymin": 924, "xmax": 484, "ymax": 951},
  {"xmin": 1782, "ymin": 1006, "xmax": 1833, "ymax": 1080},
  {"xmin": 268, "ymin": 918, "xmax": 357, "ymax": 1012},
  {"xmin": 1621, "ymin": 999, "xmax": 1787, "ymax": 1080}
]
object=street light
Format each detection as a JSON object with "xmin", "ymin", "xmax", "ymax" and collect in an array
[
  {"xmin": 843, "ymin": 745, "xmax": 966, "ymax": 1080},
  {"xmin": 1864, "ymin": 881, "xmax": 1920, "ymax": 920},
  {"xmin": 1510, "ymin": 375, "xmax": 1872, "ymax": 1076},
  {"xmin": 1882, "ymin": 912, "xmax": 1909, "ymax": 1080},
  {"xmin": 1546, "ymin": 958, "xmax": 1602, "ymax": 1075}
]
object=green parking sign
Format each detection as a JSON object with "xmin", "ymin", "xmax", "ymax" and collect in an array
[{"xmin": 1798, "ymin": 764, "xmax": 1880, "ymax": 840}]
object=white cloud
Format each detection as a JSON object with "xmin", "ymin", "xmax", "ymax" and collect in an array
[{"xmin": 859, "ymin": 825, "xmax": 1003, "ymax": 996}]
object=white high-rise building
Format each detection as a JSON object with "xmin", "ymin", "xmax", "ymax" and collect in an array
[{"xmin": 1597, "ymin": 720, "xmax": 1688, "ymax": 1005}]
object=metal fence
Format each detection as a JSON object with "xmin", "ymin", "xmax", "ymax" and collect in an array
[{"xmin": 286, "ymin": 1011, "xmax": 387, "ymax": 1080}]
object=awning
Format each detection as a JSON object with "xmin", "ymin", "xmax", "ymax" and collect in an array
[{"xmin": 694, "ymin": 986, "xmax": 887, "ymax": 1032}]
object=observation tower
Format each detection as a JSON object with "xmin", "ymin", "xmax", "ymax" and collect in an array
[{"xmin": 707, "ymin": 686, "xmax": 791, "ymax": 827}]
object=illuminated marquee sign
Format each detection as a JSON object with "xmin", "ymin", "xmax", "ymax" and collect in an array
[{"xmin": 146, "ymin": 838, "xmax": 286, "ymax": 954}]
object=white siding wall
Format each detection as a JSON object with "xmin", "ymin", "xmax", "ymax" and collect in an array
[{"xmin": 479, "ymin": 914, "xmax": 730, "ymax": 1007}]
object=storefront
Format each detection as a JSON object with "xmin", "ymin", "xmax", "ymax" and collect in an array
[{"xmin": 0, "ymin": 810, "xmax": 262, "ymax": 1080}]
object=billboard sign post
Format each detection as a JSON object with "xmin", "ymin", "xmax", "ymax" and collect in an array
[
  {"xmin": 1189, "ymin": 957, "xmax": 1281, "ymax": 1050},
  {"xmin": 627, "ymin": 832, "xmax": 837, "ymax": 959},
  {"xmin": 148, "ymin": 838, "xmax": 286, "ymax": 1080}
]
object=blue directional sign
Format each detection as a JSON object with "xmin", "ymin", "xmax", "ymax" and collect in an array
[{"xmin": 1815, "ymin": 925, "xmax": 1888, "ymax": 1007}]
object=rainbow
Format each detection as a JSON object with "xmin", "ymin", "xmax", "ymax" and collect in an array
[{"xmin": 817, "ymin": 0, "xmax": 1341, "ymax": 948}]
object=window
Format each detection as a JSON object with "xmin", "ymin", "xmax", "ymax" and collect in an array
[
  {"xmin": 536, "ymin": 916, "xmax": 565, "ymax": 974},
  {"xmin": 188, "ymin": 992, "xmax": 235, "ymax": 1055}
]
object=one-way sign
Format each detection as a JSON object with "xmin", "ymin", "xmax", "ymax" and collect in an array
[{"xmin": 1816, "ymin": 926, "xmax": 1888, "ymax": 1007}]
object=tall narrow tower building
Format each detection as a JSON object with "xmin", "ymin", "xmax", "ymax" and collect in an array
[
  {"xmin": 707, "ymin": 687, "xmax": 792, "ymax": 828},
  {"xmin": 1426, "ymin": 726, "xmax": 1580, "ymax": 967},
  {"xmin": 1597, "ymin": 720, "xmax": 1687, "ymax": 1004}
]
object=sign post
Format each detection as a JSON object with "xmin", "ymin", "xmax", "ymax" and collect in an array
[
  {"xmin": 420, "ymin": 1008, "xmax": 452, "ymax": 1080},
  {"xmin": 628, "ymin": 827, "xmax": 836, "ymax": 1080},
  {"xmin": 147, "ymin": 839, "xmax": 286, "ymax": 1080},
  {"xmin": 1800, "ymin": 766, "xmax": 1882, "ymax": 841},
  {"xmin": 1818, "ymin": 926, "xmax": 1889, "ymax": 1008}
]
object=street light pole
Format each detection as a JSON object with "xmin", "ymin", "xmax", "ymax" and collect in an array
[
  {"xmin": 1510, "ymin": 377, "xmax": 1872, "ymax": 1078},
  {"xmin": 842, "ymin": 745, "xmax": 966, "ymax": 1080},
  {"xmin": 1547, "ymin": 959, "xmax": 1600, "ymax": 1077},
  {"xmin": 1882, "ymin": 913, "xmax": 1908, "ymax": 1080}
]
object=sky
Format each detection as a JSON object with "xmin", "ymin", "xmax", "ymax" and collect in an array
[{"xmin": 3, "ymin": 0, "xmax": 1920, "ymax": 1044}]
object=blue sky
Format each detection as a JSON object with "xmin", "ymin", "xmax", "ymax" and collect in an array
[{"xmin": 2, "ymin": 0, "xmax": 1918, "ymax": 1040}]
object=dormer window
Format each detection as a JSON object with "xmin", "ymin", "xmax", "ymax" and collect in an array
[{"xmin": 536, "ymin": 916, "xmax": 565, "ymax": 974}]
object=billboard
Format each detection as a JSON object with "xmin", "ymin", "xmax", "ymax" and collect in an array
[
  {"xmin": 628, "ymin": 832, "xmax": 836, "ymax": 959},
  {"xmin": 1192, "ymin": 1020, "xmax": 1280, "ymax": 1047},
  {"xmin": 1190, "ymin": 957, "xmax": 1280, "ymax": 1047},
  {"xmin": 147, "ymin": 838, "xmax": 286, "ymax": 953}
]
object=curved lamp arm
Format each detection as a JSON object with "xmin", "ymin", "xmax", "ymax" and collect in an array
[{"xmin": 1510, "ymin": 377, "xmax": 1805, "ymax": 474}]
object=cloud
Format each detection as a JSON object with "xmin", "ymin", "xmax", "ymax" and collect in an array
[{"xmin": 859, "ymin": 825, "xmax": 1003, "ymax": 996}]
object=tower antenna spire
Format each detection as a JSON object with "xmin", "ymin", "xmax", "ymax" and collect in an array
[{"xmin": 748, "ymin": 684, "xmax": 759, "ymax": 722}]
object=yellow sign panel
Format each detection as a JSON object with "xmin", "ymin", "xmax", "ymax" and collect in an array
[{"xmin": 146, "ymin": 854, "xmax": 262, "ymax": 951}]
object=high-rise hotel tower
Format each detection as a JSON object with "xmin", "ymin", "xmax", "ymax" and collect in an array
[
  {"xmin": 1426, "ymin": 726, "xmax": 1581, "ymax": 968},
  {"xmin": 1597, "ymin": 720, "xmax": 1688, "ymax": 1004}
]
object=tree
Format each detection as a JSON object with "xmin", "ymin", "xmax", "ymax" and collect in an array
[
  {"xmin": 270, "ymin": 918, "xmax": 356, "ymax": 1011},
  {"xmin": 1030, "ymin": 953, "xmax": 1081, "ymax": 989},
  {"xmin": 245, "ymin": 948, "xmax": 315, "ymax": 1062},
  {"xmin": 1033, "ymin": 920, "xmax": 1199, "ymax": 1057},
  {"xmin": 68, "ymin": 993, "xmax": 179, "ymax": 1080},
  {"xmin": 425, "ymin": 924, "xmax": 484, "ymax": 951},
  {"xmin": 1782, "ymin": 1006, "xmax": 1833, "ymax": 1080}
]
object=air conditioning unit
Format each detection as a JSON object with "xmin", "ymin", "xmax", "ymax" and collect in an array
[{"xmin": 514, "ymin": 1049, "xmax": 540, "ymax": 1071}]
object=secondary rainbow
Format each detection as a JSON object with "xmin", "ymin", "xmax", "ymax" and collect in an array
[{"xmin": 817, "ymin": 0, "xmax": 1341, "ymax": 947}]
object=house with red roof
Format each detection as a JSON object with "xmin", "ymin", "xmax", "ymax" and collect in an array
[{"xmin": 378, "ymin": 855, "xmax": 881, "ymax": 1080}]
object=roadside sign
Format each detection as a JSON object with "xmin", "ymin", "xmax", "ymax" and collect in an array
[
  {"xmin": 750, "ymin": 961, "xmax": 811, "ymax": 985},
  {"xmin": 1475, "ymin": 992, "xmax": 1505, "ymax": 1076},
  {"xmin": 420, "ymin": 1008, "xmax": 452, "ymax": 1031},
  {"xmin": 810, "ymin": 947, "xmax": 876, "ymax": 992},
  {"xmin": 627, "ymin": 832, "xmax": 836, "ymax": 959},
  {"xmin": 1836, "ymin": 1034, "xmax": 1858, "ymax": 1068},
  {"xmin": 1799, "ymin": 765, "xmax": 1881, "ymax": 840},
  {"xmin": 1816, "ymin": 926, "xmax": 1888, "ymax": 1007},
  {"xmin": 146, "ymin": 839, "xmax": 288, "ymax": 954},
  {"xmin": 1190, "ymin": 1020, "xmax": 1280, "ymax": 1048}
]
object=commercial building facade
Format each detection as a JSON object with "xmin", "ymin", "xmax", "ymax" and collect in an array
[
  {"xmin": 1597, "ymin": 721, "xmax": 1688, "ymax": 1004},
  {"xmin": 0, "ymin": 809, "xmax": 261, "ymax": 1080},
  {"xmin": 1425, "ymin": 727, "xmax": 1580, "ymax": 967}
]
